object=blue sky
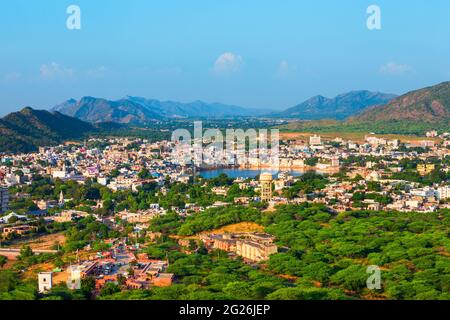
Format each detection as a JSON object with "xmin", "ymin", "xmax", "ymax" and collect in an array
[{"xmin": 0, "ymin": 0, "xmax": 449, "ymax": 115}]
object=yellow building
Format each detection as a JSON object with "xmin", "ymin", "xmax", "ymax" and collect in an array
[
  {"xmin": 417, "ymin": 164, "xmax": 435, "ymax": 176},
  {"xmin": 260, "ymin": 172, "xmax": 273, "ymax": 202},
  {"xmin": 236, "ymin": 240, "xmax": 278, "ymax": 262}
]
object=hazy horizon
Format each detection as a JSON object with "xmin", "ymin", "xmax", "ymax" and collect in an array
[{"xmin": 0, "ymin": 87, "xmax": 406, "ymax": 117}]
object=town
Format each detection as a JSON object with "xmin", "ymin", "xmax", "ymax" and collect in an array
[{"xmin": 0, "ymin": 129, "xmax": 449, "ymax": 300}]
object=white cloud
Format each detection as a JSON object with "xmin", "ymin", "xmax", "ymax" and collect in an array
[
  {"xmin": 276, "ymin": 60, "xmax": 298, "ymax": 78},
  {"xmin": 379, "ymin": 62, "xmax": 413, "ymax": 76},
  {"xmin": 211, "ymin": 52, "xmax": 243, "ymax": 76},
  {"xmin": 40, "ymin": 62, "xmax": 74, "ymax": 78}
]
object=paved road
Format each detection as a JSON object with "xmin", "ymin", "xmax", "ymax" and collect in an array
[{"xmin": 0, "ymin": 248, "xmax": 58, "ymax": 258}]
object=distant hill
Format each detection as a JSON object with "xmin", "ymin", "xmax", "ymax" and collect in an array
[
  {"xmin": 351, "ymin": 81, "xmax": 450, "ymax": 123},
  {"xmin": 52, "ymin": 97, "xmax": 163, "ymax": 124},
  {"xmin": 0, "ymin": 107, "xmax": 95, "ymax": 153},
  {"xmin": 278, "ymin": 82, "xmax": 450, "ymax": 135},
  {"xmin": 125, "ymin": 96, "xmax": 260, "ymax": 118},
  {"xmin": 53, "ymin": 96, "xmax": 262, "ymax": 124},
  {"xmin": 275, "ymin": 91, "xmax": 397, "ymax": 120}
]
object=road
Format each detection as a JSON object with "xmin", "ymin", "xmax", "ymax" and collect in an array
[{"xmin": 0, "ymin": 248, "xmax": 58, "ymax": 259}]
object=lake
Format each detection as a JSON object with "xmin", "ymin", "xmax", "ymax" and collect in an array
[{"xmin": 199, "ymin": 168, "xmax": 307, "ymax": 179}]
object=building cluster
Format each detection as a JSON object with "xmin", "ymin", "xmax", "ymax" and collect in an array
[
  {"xmin": 250, "ymin": 133, "xmax": 450, "ymax": 213},
  {"xmin": 36, "ymin": 239, "xmax": 175, "ymax": 294},
  {"xmin": 199, "ymin": 233, "xmax": 278, "ymax": 262},
  {"xmin": 0, "ymin": 131, "xmax": 448, "ymax": 237},
  {"xmin": 0, "ymin": 138, "xmax": 190, "ymax": 192}
]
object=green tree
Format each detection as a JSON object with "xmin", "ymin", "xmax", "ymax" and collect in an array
[
  {"xmin": 19, "ymin": 245, "xmax": 34, "ymax": 260},
  {"xmin": 81, "ymin": 277, "xmax": 96, "ymax": 299},
  {"xmin": 99, "ymin": 282, "xmax": 121, "ymax": 297},
  {"xmin": 0, "ymin": 256, "xmax": 7, "ymax": 269},
  {"xmin": 330, "ymin": 265, "xmax": 368, "ymax": 292}
]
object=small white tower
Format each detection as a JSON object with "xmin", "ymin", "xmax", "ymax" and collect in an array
[
  {"xmin": 59, "ymin": 191, "xmax": 65, "ymax": 206},
  {"xmin": 38, "ymin": 272, "xmax": 53, "ymax": 293},
  {"xmin": 67, "ymin": 266, "xmax": 81, "ymax": 290}
]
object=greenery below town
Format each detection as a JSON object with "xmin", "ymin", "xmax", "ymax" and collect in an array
[{"xmin": 1, "ymin": 202, "xmax": 449, "ymax": 300}]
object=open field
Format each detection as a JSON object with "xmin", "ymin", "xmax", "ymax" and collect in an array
[
  {"xmin": 19, "ymin": 248, "xmax": 95, "ymax": 285},
  {"xmin": 172, "ymin": 222, "xmax": 265, "ymax": 241},
  {"xmin": 22, "ymin": 262, "xmax": 68, "ymax": 284},
  {"xmin": 199, "ymin": 222, "xmax": 265, "ymax": 235},
  {"xmin": 5, "ymin": 232, "xmax": 66, "ymax": 251}
]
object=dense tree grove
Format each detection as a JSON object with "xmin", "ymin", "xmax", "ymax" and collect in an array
[
  {"xmin": 282, "ymin": 172, "xmax": 328, "ymax": 199},
  {"xmin": 264, "ymin": 204, "xmax": 450, "ymax": 300},
  {"xmin": 144, "ymin": 203, "xmax": 450, "ymax": 300},
  {"xmin": 1, "ymin": 202, "xmax": 449, "ymax": 300}
]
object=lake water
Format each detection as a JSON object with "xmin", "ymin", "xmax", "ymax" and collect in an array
[{"xmin": 199, "ymin": 168, "xmax": 307, "ymax": 179}]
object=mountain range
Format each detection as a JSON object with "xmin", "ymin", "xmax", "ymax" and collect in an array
[
  {"xmin": 52, "ymin": 97, "xmax": 262, "ymax": 124},
  {"xmin": 0, "ymin": 82, "xmax": 448, "ymax": 153},
  {"xmin": 273, "ymin": 91, "xmax": 398, "ymax": 120},
  {"xmin": 52, "ymin": 91, "xmax": 398, "ymax": 124},
  {"xmin": 281, "ymin": 81, "xmax": 450, "ymax": 134}
]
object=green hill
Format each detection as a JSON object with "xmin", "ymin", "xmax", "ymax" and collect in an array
[
  {"xmin": 0, "ymin": 107, "xmax": 96, "ymax": 153},
  {"xmin": 275, "ymin": 90, "xmax": 397, "ymax": 120},
  {"xmin": 279, "ymin": 82, "xmax": 450, "ymax": 135}
]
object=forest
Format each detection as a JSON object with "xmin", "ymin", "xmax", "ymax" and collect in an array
[{"xmin": 1, "ymin": 202, "xmax": 449, "ymax": 300}]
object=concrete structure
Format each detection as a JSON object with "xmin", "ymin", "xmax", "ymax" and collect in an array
[
  {"xmin": 437, "ymin": 186, "xmax": 450, "ymax": 200},
  {"xmin": 2, "ymin": 225, "xmax": 38, "ymax": 237},
  {"xmin": 0, "ymin": 212, "xmax": 27, "ymax": 224},
  {"xmin": 58, "ymin": 190, "xmax": 65, "ymax": 206},
  {"xmin": 260, "ymin": 172, "xmax": 273, "ymax": 202},
  {"xmin": 203, "ymin": 233, "xmax": 278, "ymax": 262},
  {"xmin": 331, "ymin": 157, "xmax": 340, "ymax": 167},
  {"xmin": 38, "ymin": 272, "xmax": 53, "ymax": 293},
  {"xmin": 309, "ymin": 135, "xmax": 322, "ymax": 146},
  {"xmin": 236, "ymin": 240, "xmax": 278, "ymax": 262},
  {"xmin": 67, "ymin": 266, "xmax": 82, "ymax": 290},
  {"xmin": 417, "ymin": 164, "xmax": 435, "ymax": 176}
]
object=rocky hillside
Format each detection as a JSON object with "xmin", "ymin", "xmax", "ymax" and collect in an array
[
  {"xmin": 275, "ymin": 90, "xmax": 397, "ymax": 120},
  {"xmin": 353, "ymin": 82, "xmax": 450, "ymax": 122}
]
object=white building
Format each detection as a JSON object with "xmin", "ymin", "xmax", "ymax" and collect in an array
[
  {"xmin": 4, "ymin": 174, "xmax": 21, "ymax": 186},
  {"xmin": 410, "ymin": 187, "xmax": 435, "ymax": 198},
  {"xmin": 309, "ymin": 135, "xmax": 322, "ymax": 146},
  {"xmin": 38, "ymin": 272, "xmax": 53, "ymax": 293},
  {"xmin": 52, "ymin": 170, "xmax": 68, "ymax": 179},
  {"xmin": 97, "ymin": 177, "xmax": 108, "ymax": 186},
  {"xmin": 436, "ymin": 186, "xmax": 450, "ymax": 200}
]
